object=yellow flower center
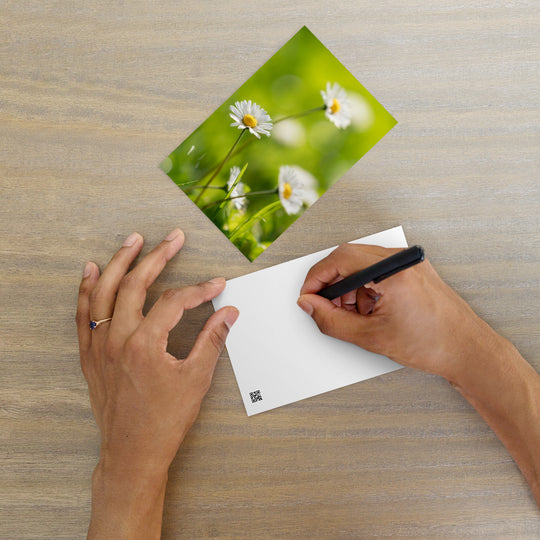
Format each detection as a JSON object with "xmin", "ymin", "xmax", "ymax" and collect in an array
[
  {"xmin": 242, "ymin": 114, "xmax": 258, "ymax": 128},
  {"xmin": 282, "ymin": 182, "xmax": 293, "ymax": 199},
  {"xmin": 330, "ymin": 98, "xmax": 341, "ymax": 114}
]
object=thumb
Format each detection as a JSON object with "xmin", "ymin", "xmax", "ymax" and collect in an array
[
  {"xmin": 297, "ymin": 293, "xmax": 375, "ymax": 346},
  {"xmin": 185, "ymin": 306, "xmax": 239, "ymax": 390}
]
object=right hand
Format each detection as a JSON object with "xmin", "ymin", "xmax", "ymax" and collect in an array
[
  {"xmin": 297, "ymin": 243, "xmax": 497, "ymax": 381},
  {"xmin": 299, "ymin": 243, "xmax": 540, "ymax": 509}
]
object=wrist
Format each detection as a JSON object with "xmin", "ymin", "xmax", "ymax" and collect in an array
[
  {"xmin": 92, "ymin": 455, "xmax": 169, "ymax": 494},
  {"xmin": 96, "ymin": 447, "xmax": 170, "ymax": 487},
  {"xmin": 88, "ymin": 458, "xmax": 168, "ymax": 540},
  {"xmin": 447, "ymin": 325, "xmax": 535, "ymax": 406},
  {"xmin": 440, "ymin": 325, "xmax": 540, "ymax": 506},
  {"xmin": 437, "ymin": 309, "xmax": 507, "ymax": 389}
]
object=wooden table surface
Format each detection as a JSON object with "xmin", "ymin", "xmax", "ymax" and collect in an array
[{"xmin": 1, "ymin": 1, "xmax": 539, "ymax": 537}]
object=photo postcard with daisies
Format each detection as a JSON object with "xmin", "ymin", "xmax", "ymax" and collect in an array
[{"xmin": 160, "ymin": 26, "xmax": 396, "ymax": 261}]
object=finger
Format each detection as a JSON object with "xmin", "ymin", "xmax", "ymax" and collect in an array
[
  {"xmin": 300, "ymin": 244, "xmax": 382, "ymax": 295},
  {"xmin": 89, "ymin": 232, "xmax": 144, "ymax": 321},
  {"xmin": 111, "ymin": 229, "xmax": 185, "ymax": 333},
  {"xmin": 334, "ymin": 273, "xmax": 357, "ymax": 311},
  {"xmin": 297, "ymin": 293, "xmax": 376, "ymax": 346},
  {"xmin": 139, "ymin": 277, "xmax": 227, "ymax": 345},
  {"xmin": 300, "ymin": 244, "xmax": 405, "ymax": 295},
  {"xmin": 76, "ymin": 261, "xmax": 100, "ymax": 352},
  {"xmin": 184, "ymin": 306, "xmax": 239, "ymax": 390},
  {"xmin": 341, "ymin": 288, "xmax": 358, "ymax": 311},
  {"xmin": 328, "ymin": 276, "xmax": 344, "ymax": 308},
  {"xmin": 356, "ymin": 286, "xmax": 380, "ymax": 315}
]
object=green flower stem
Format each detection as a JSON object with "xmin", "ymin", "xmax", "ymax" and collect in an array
[
  {"xmin": 184, "ymin": 139, "xmax": 254, "ymax": 188},
  {"xmin": 274, "ymin": 105, "xmax": 325, "ymax": 124},
  {"xmin": 202, "ymin": 189, "xmax": 278, "ymax": 211},
  {"xmin": 210, "ymin": 162, "xmax": 249, "ymax": 220},
  {"xmin": 229, "ymin": 200, "xmax": 283, "ymax": 242},
  {"xmin": 184, "ymin": 105, "xmax": 323, "ymax": 194},
  {"xmin": 194, "ymin": 129, "xmax": 246, "ymax": 204},
  {"xmin": 187, "ymin": 106, "xmax": 323, "ymax": 190}
]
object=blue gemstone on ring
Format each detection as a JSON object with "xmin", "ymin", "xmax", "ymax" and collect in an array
[{"xmin": 89, "ymin": 321, "xmax": 97, "ymax": 329}]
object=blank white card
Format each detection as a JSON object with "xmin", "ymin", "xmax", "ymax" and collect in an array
[{"xmin": 212, "ymin": 226, "xmax": 408, "ymax": 415}]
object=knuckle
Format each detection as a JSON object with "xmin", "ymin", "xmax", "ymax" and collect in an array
[
  {"xmin": 150, "ymin": 245, "xmax": 170, "ymax": 267},
  {"xmin": 119, "ymin": 272, "xmax": 139, "ymax": 290},
  {"xmin": 161, "ymin": 288, "xmax": 179, "ymax": 301},
  {"xmin": 127, "ymin": 332, "xmax": 146, "ymax": 353},
  {"xmin": 89, "ymin": 285, "xmax": 108, "ymax": 305},
  {"xmin": 329, "ymin": 243, "xmax": 356, "ymax": 265},
  {"xmin": 125, "ymin": 333, "xmax": 146, "ymax": 356},
  {"xmin": 196, "ymin": 280, "xmax": 214, "ymax": 297},
  {"xmin": 335, "ymin": 243, "xmax": 353, "ymax": 255},
  {"xmin": 205, "ymin": 326, "xmax": 227, "ymax": 353}
]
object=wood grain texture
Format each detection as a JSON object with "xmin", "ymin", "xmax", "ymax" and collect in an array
[{"xmin": 1, "ymin": 0, "xmax": 539, "ymax": 537}]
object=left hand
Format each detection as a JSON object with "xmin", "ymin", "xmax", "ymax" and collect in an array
[{"xmin": 76, "ymin": 228, "xmax": 238, "ymax": 484}]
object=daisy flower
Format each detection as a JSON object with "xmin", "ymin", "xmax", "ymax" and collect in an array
[
  {"xmin": 229, "ymin": 100, "xmax": 273, "ymax": 138},
  {"xmin": 289, "ymin": 165, "xmax": 319, "ymax": 206},
  {"xmin": 320, "ymin": 82, "xmax": 352, "ymax": 129},
  {"xmin": 227, "ymin": 166, "xmax": 247, "ymax": 211},
  {"xmin": 278, "ymin": 165, "xmax": 306, "ymax": 215}
]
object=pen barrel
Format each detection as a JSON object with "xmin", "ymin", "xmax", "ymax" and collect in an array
[{"xmin": 317, "ymin": 245, "xmax": 424, "ymax": 300}]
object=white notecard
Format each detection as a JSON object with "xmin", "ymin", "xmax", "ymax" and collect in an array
[{"xmin": 212, "ymin": 226, "xmax": 408, "ymax": 415}]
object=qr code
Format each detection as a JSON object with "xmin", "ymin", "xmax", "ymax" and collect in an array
[{"xmin": 249, "ymin": 390, "xmax": 263, "ymax": 403}]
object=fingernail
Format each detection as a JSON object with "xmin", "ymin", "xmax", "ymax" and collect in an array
[
  {"xmin": 123, "ymin": 232, "xmax": 140, "ymax": 247},
  {"xmin": 224, "ymin": 308, "xmax": 239, "ymax": 330},
  {"xmin": 83, "ymin": 262, "xmax": 93, "ymax": 277},
  {"xmin": 209, "ymin": 277, "xmax": 226, "ymax": 285},
  {"xmin": 297, "ymin": 298, "xmax": 313, "ymax": 316},
  {"xmin": 165, "ymin": 228, "xmax": 182, "ymax": 241}
]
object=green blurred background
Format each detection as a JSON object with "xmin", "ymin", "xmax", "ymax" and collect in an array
[{"xmin": 160, "ymin": 26, "xmax": 396, "ymax": 261}]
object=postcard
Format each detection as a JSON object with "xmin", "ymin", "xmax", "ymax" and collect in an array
[
  {"xmin": 212, "ymin": 226, "xmax": 407, "ymax": 415},
  {"xmin": 160, "ymin": 26, "xmax": 397, "ymax": 261}
]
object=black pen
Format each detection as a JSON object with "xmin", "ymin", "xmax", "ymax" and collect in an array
[{"xmin": 316, "ymin": 245, "xmax": 425, "ymax": 300}]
